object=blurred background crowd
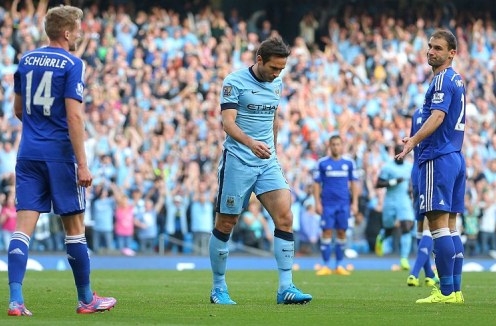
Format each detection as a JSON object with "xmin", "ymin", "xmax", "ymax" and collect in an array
[{"xmin": 0, "ymin": 0, "xmax": 495, "ymax": 259}]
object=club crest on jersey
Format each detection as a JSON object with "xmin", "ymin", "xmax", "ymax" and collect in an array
[
  {"xmin": 432, "ymin": 92, "xmax": 444, "ymax": 104},
  {"xmin": 76, "ymin": 82, "xmax": 84, "ymax": 97},
  {"xmin": 223, "ymin": 86, "xmax": 232, "ymax": 97},
  {"xmin": 274, "ymin": 88, "xmax": 280, "ymax": 97},
  {"xmin": 226, "ymin": 196, "xmax": 235, "ymax": 207}
]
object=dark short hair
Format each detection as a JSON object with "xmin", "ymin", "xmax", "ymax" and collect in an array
[
  {"xmin": 256, "ymin": 37, "xmax": 291, "ymax": 63},
  {"xmin": 431, "ymin": 28, "xmax": 457, "ymax": 50}
]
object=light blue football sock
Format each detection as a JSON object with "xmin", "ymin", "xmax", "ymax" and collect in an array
[
  {"xmin": 209, "ymin": 229, "xmax": 230, "ymax": 291},
  {"xmin": 400, "ymin": 231, "xmax": 412, "ymax": 260},
  {"xmin": 274, "ymin": 229, "xmax": 294, "ymax": 293}
]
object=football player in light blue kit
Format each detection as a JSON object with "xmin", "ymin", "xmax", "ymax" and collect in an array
[
  {"xmin": 375, "ymin": 144, "xmax": 414, "ymax": 270},
  {"xmin": 7, "ymin": 6, "xmax": 116, "ymax": 316},
  {"xmin": 313, "ymin": 135, "xmax": 359, "ymax": 276},
  {"xmin": 406, "ymin": 107, "xmax": 439, "ymax": 287},
  {"xmin": 209, "ymin": 37, "xmax": 312, "ymax": 305},
  {"xmin": 396, "ymin": 28, "xmax": 465, "ymax": 304}
]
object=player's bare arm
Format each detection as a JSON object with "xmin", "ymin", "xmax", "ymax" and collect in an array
[
  {"xmin": 313, "ymin": 182, "xmax": 323, "ymax": 215},
  {"xmin": 14, "ymin": 94, "xmax": 22, "ymax": 121},
  {"xmin": 221, "ymin": 108, "xmax": 271, "ymax": 159},
  {"xmin": 396, "ymin": 109, "xmax": 445, "ymax": 160},
  {"xmin": 350, "ymin": 180, "xmax": 360, "ymax": 216},
  {"xmin": 66, "ymin": 98, "xmax": 92, "ymax": 187},
  {"xmin": 272, "ymin": 110, "xmax": 279, "ymax": 153}
]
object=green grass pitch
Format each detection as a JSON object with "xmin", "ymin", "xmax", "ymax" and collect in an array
[{"xmin": 0, "ymin": 270, "xmax": 493, "ymax": 325}]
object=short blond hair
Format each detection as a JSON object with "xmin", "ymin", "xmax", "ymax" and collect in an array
[{"xmin": 44, "ymin": 5, "xmax": 83, "ymax": 41}]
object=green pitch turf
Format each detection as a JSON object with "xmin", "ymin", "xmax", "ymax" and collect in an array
[{"xmin": 0, "ymin": 270, "xmax": 493, "ymax": 325}]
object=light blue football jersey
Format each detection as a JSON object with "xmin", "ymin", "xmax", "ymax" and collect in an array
[
  {"xmin": 220, "ymin": 66, "xmax": 282, "ymax": 166},
  {"xmin": 379, "ymin": 159, "xmax": 413, "ymax": 205}
]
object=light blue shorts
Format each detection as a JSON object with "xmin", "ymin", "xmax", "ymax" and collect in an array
[
  {"xmin": 381, "ymin": 200, "xmax": 415, "ymax": 229},
  {"xmin": 215, "ymin": 151, "xmax": 289, "ymax": 215}
]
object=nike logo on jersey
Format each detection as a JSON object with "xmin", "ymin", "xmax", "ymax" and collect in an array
[{"xmin": 251, "ymin": 90, "xmax": 260, "ymax": 94}]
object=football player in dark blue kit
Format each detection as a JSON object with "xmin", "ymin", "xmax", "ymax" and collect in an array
[
  {"xmin": 406, "ymin": 107, "xmax": 439, "ymax": 288},
  {"xmin": 313, "ymin": 135, "xmax": 359, "ymax": 276},
  {"xmin": 396, "ymin": 29, "xmax": 465, "ymax": 304},
  {"xmin": 8, "ymin": 5, "xmax": 116, "ymax": 316}
]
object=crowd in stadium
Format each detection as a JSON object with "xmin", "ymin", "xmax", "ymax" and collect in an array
[{"xmin": 0, "ymin": 0, "xmax": 495, "ymax": 258}]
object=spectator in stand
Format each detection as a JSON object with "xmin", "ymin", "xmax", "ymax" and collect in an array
[
  {"xmin": 164, "ymin": 190, "xmax": 189, "ymax": 254},
  {"xmin": 189, "ymin": 182, "xmax": 215, "ymax": 256},
  {"xmin": 462, "ymin": 193, "xmax": 480, "ymax": 257},
  {"xmin": 135, "ymin": 196, "xmax": 162, "ymax": 253},
  {"xmin": 482, "ymin": 158, "xmax": 496, "ymax": 185},
  {"xmin": 238, "ymin": 197, "xmax": 273, "ymax": 250},
  {"xmin": 299, "ymin": 11, "xmax": 319, "ymax": 47},
  {"xmin": 299, "ymin": 199, "xmax": 321, "ymax": 255},
  {"xmin": 91, "ymin": 184, "xmax": 116, "ymax": 254},
  {"xmin": 0, "ymin": 141, "xmax": 17, "ymax": 191},
  {"xmin": 31, "ymin": 212, "xmax": 53, "ymax": 252},
  {"xmin": 0, "ymin": 192, "xmax": 16, "ymax": 250},
  {"xmin": 114, "ymin": 188, "xmax": 136, "ymax": 256},
  {"xmin": 114, "ymin": 13, "xmax": 138, "ymax": 59},
  {"xmin": 478, "ymin": 188, "xmax": 496, "ymax": 256}
]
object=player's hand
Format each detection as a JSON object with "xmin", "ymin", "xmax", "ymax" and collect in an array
[
  {"xmin": 351, "ymin": 202, "xmax": 359, "ymax": 217},
  {"xmin": 251, "ymin": 141, "xmax": 271, "ymax": 159},
  {"xmin": 77, "ymin": 165, "xmax": 93, "ymax": 188},
  {"xmin": 315, "ymin": 202, "xmax": 323, "ymax": 215},
  {"xmin": 395, "ymin": 137, "xmax": 414, "ymax": 160}
]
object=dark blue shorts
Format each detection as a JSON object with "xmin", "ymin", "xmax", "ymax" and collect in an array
[
  {"xmin": 418, "ymin": 152, "xmax": 466, "ymax": 214},
  {"xmin": 15, "ymin": 160, "xmax": 86, "ymax": 216},
  {"xmin": 321, "ymin": 205, "xmax": 349, "ymax": 231}
]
